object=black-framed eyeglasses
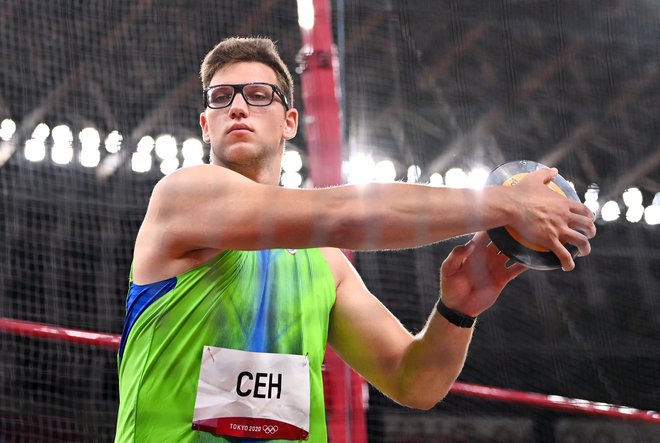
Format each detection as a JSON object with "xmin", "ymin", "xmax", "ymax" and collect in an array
[{"xmin": 203, "ymin": 82, "xmax": 290, "ymax": 111}]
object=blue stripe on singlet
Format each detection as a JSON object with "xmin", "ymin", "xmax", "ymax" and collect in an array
[
  {"xmin": 118, "ymin": 277, "xmax": 177, "ymax": 359},
  {"xmin": 246, "ymin": 250, "xmax": 271, "ymax": 353}
]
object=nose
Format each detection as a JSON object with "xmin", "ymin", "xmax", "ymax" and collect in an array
[{"xmin": 228, "ymin": 91, "xmax": 249, "ymax": 119}]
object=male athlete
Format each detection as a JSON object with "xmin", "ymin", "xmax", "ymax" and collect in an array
[{"xmin": 115, "ymin": 37, "xmax": 596, "ymax": 442}]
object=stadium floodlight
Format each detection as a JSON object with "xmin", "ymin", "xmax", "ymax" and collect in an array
[
  {"xmin": 600, "ymin": 200, "xmax": 620, "ymax": 222},
  {"xmin": 0, "ymin": 118, "xmax": 16, "ymax": 141},
  {"xmin": 155, "ymin": 134, "xmax": 177, "ymax": 160},
  {"xmin": 347, "ymin": 153, "xmax": 375, "ymax": 183},
  {"xmin": 584, "ymin": 184, "xmax": 600, "ymax": 214},
  {"xmin": 131, "ymin": 151, "xmax": 152, "ymax": 173},
  {"xmin": 131, "ymin": 136, "xmax": 156, "ymax": 173},
  {"xmin": 182, "ymin": 138, "xmax": 204, "ymax": 167},
  {"xmin": 51, "ymin": 124, "xmax": 74, "ymax": 165},
  {"xmin": 375, "ymin": 160, "xmax": 396, "ymax": 183},
  {"xmin": 159, "ymin": 156, "xmax": 179, "ymax": 175},
  {"xmin": 281, "ymin": 171, "xmax": 303, "ymax": 188},
  {"xmin": 445, "ymin": 167, "xmax": 466, "ymax": 188},
  {"xmin": 52, "ymin": 124, "xmax": 72, "ymax": 142},
  {"xmin": 32, "ymin": 123, "xmax": 50, "ymax": 142},
  {"xmin": 80, "ymin": 147, "xmax": 100, "ymax": 168},
  {"xmin": 79, "ymin": 127, "xmax": 101, "ymax": 168},
  {"xmin": 407, "ymin": 165, "xmax": 421, "ymax": 183},
  {"xmin": 282, "ymin": 149, "xmax": 303, "ymax": 173},
  {"xmin": 622, "ymin": 187, "xmax": 643, "ymax": 208},
  {"xmin": 297, "ymin": 0, "xmax": 314, "ymax": 30},
  {"xmin": 24, "ymin": 138, "xmax": 46, "ymax": 162},
  {"xmin": 644, "ymin": 193, "xmax": 660, "ymax": 225},
  {"xmin": 429, "ymin": 172, "xmax": 444, "ymax": 187},
  {"xmin": 137, "ymin": 135, "xmax": 155, "ymax": 154},
  {"xmin": 104, "ymin": 130, "xmax": 123, "ymax": 154},
  {"xmin": 80, "ymin": 127, "xmax": 101, "ymax": 148},
  {"xmin": 626, "ymin": 205, "xmax": 644, "ymax": 223},
  {"xmin": 466, "ymin": 167, "xmax": 490, "ymax": 189},
  {"xmin": 25, "ymin": 122, "xmax": 50, "ymax": 162}
]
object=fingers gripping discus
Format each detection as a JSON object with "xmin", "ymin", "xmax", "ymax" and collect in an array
[{"xmin": 486, "ymin": 160, "xmax": 581, "ymax": 271}]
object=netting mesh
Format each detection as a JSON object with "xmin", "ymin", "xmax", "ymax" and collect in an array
[
  {"xmin": 1, "ymin": 1, "xmax": 660, "ymax": 442},
  {"xmin": 356, "ymin": 226, "xmax": 660, "ymax": 442}
]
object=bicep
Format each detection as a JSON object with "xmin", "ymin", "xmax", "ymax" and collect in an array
[{"xmin": 323, "ymin": 249, "xmax": 414, "ymax": 397}]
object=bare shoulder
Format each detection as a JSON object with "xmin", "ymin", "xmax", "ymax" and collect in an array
[
  {"xmin": 131, "ymin": 165, "xmax": 232, "ymax": 284},
  {"xmin": 150, "ymin": 164, "xmax": 244, "ymax": 201}
]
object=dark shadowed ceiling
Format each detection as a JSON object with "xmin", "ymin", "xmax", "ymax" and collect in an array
[{"xmin": 1, "ymin": 0, "xmax": 659, "ymax": 205}]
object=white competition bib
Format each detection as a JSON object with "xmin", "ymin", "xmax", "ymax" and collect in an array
[{"xmin": 192, "ymin": 346, "xmax": 310, "ymax": 440}]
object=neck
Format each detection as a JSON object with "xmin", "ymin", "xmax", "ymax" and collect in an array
[{"xmin": 211, "ymin": 157, "xmax": 280, "ymax": 185}]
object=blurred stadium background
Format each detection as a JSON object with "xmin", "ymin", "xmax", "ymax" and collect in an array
[{"xmin": 1, "ymin": 0, "xmax": 659, "ymax": 442}]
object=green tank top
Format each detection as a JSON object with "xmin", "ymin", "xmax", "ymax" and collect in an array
[{"xmin": 115, "ymin": 249, "xmax": 336, "ymax": 443}]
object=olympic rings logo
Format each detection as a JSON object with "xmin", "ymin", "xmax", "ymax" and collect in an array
[{"xmin": 263, "ymin": 425, "xmax": 279, "ymax": 434}]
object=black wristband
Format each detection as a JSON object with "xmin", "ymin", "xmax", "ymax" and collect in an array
[{"xmin": 436, "ymin": 298, "xmax": 477, "ymax": 328}]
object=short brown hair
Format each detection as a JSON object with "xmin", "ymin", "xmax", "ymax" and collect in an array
[{"xmin": 200, "ymin": 36, "xmax": 294, "ymax": 108}]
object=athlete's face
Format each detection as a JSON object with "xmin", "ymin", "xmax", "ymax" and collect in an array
[{"xmin": 200, "ymin": 62, "xmax": 298, "ymax": 183}]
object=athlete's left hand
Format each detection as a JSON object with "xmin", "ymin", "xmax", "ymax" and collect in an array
[{"xmin": 439, "ymin": 231, "xmax": 527, "ymax": 317}]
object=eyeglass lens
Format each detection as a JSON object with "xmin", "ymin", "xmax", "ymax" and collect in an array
[{"xmin": 207, "ymin": 84, "xmax": 274, "ymax": 108}]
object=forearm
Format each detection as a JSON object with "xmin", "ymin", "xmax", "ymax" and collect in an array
[
  {"xmin": 319, "ymin": 183, "xmax": 515, "ymax": 250},
  {"xmin": 392, "ymin": 309, "xmax": 473, "ymax": 409}
]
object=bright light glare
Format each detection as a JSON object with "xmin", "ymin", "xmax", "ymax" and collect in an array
[
  {"xmin": 182, "ymin": 138, "xmax": 204, "ymax": 167},
  {"xmin": 32, "ymin": 123, "xmax": 50, "ymax": 142},
  {"xmin": 52, "ymin": 125, "xmax": 73, "ymax": 143},
  {"xmin": 79, "ymin": 127, "xmax": 100, "ymax": 149},
  {"xmin": 281, "ymin": 171, "xmax": 303, "ymax": 188},
  {"xmin": 282, "ymin": 150, "xmax": 303, "ymax": 173},
  {"xmin": 80, "ymin": 148, "xmax": 100, "ymax": 168},
  {"xmin": 0, "ymin": 119, "xmax": 16, "ymax": 141},
  {"xmin": 585, "ymin": 200, "xmax": 600, "ymax": 214},
  {"xmin": 105, "ymin": 130, "xmax": 123, "ymax": 153},
  {"xmin": 584, "ymin": 184, "xmax": 600, "ymax": 213},
  {"xmin": 466, "ymin": 167, "xmax": 489, "ymax": 189},
  {"xmin": 159, "ymin": 156, "xmax": 179, "ymax": 175},
  {"xmin": 600, "ymin": 200, "xmax": 620, "ymax": 222},
  {"xmin": 407, "ymin": 165, "xmax": 421, "ymax": 183},
  {"xmin": 445, "ymin": 167, "xmax": 466, "ymax": 188},
  {"xmin": 132, "ymin": 136, "xmax": 155, "ymax": 172},
  {"xmin": 137, "ymin": 136, "xmax": 155, "ymax": 154},
  {"xmin": 155, "ymin": 135, "xmax": 177, "ymax": 160},
  {"xmin": 429, "ymin": 172, "xmax": 444, "ymax": 187},
  {"xmin": 622, "ymin": 187, "xmax": 643, "ymax": 207},
  {"xmin": 24, "ymin": 139, "xmax": 46, "ymax": 162},
  {"xmin": 375, "ymin": 160, "xmax": 396, "ymax": 182},
  {"xmin": 52, "ymin": 145, "xmax": 73, "ymax": 165},
  {"xmin": 626, "ymin": 205, "xmax": 644, "ymax": 223},
  {"xmin": 79, "ymin": 127, "xmax": 101, "ymax": 168},
  {"xmin": 297, "ymin": 0, "xmax": 315, "ymax": 30},
  {"xmin": 644, "ymin": 204, "xmax": 660, "ymax": 225},
  {"xmin": 347, "ymin": 153, "xmax": 375, "ymax": 183},
  {"xmin": 132, "ymin": 152, "xmax": 152, "ymax": 173},
  {"xmin": 51, "ymin": 125, "xmax": 74, "ymax": 165}
]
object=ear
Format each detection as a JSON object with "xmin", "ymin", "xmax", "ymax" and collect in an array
[
  {"xmin": 199, "ymin": 111, "xmax": 211, "ymax": 144},
  {"xmin": 282, "ymin": 108, "xmax": 299, "ymax": 141}
]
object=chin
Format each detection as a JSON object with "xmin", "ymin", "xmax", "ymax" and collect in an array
[{"xmin": 217, "ymin": 146, "xmax": 269, "ymax": 170}]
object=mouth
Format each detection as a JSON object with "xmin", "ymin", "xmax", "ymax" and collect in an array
[{"xmin": 227, "ymin": 124, "xmax": 252, "ymax": 134}]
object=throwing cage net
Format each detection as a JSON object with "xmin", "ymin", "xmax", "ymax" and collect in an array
[{"xmin": 1, "ymin": 1, "xmax": 659, "ymax": 442}]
